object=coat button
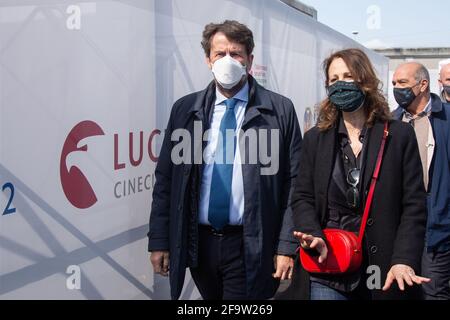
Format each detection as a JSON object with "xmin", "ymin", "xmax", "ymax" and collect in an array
[
  {"xmin": 184, "ymin": 168, "xmax": 190, "ymax": 175},
  {"xmin": 178, "ymin": 205, "xmax": 183, "ymax": 211},
  {"xmin": 370, "ymin": 246, "xmax": 378, "ymax": 254},
  {"xmin": 367, "ymin": 218, "xmax": 374, "ymax": 226}
]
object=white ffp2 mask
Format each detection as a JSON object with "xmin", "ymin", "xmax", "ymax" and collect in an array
[{"xmin": 211, "ymin": 55, "xmax": 247, "ymax": 89}]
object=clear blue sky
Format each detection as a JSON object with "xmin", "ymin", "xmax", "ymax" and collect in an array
[{"xmin": 303, "ymin": 0, "xmax": 450, "ymax": 48}]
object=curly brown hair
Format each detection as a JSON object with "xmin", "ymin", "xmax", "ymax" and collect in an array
[
  {"xmin": 201, "ymin": 20, "xmax": 254, "ymax": 57},
  {"xmin": 317, "ymin": 48, "xmax": 391, "ymax": 131}
]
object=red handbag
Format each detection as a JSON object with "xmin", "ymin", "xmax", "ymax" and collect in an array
[{"xmin": 300, "ymin": 122, "xmax": 389, "ymax": 274}]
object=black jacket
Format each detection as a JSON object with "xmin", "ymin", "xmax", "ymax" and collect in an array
[
  {"xmin": 285, "ymin": 120, "xmax": 427, "ymax": 300},
  {"xmin": 147, "ymin": 76, "xmax": 302, "ymax": 299}
]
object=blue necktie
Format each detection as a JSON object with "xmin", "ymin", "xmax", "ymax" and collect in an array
[{"xmin": 208, "ymin": 98, "xmax": 237, "ymax": 230}]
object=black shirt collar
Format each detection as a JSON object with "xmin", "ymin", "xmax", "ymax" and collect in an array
[{"xmin": 338, "ymin": 114, "xmax": 367, "ymax": 147}]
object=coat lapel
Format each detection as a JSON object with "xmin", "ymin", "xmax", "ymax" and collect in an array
[
  {"xmin": 316, "ymin": 127, "xmax": 336, "ymax": 224},
  {"xmin": 240, "ymin": 77, "xmax": 272, "ymax": 239},
  {"xmin": 362, "ymin": 122, "xmax": 385, "ymax": 193},
  {"xmin": 187, "ymin": 81, "xmax": 216, "ymax": 174},
  {"xmin": 241, "ymin": 77, "xmax": 272, "ymax": 129}
]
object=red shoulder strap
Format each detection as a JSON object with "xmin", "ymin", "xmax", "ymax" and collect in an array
[{"xmin": 357, "ymin": 122, "xmax": 389, "ymax": 249}]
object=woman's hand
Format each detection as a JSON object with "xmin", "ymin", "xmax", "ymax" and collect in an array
[
  {"xmin": 382, "ymin": 264, "xmax": 431, "ymax": 291},
  {"xmin": 293, "ymin": 231, "xmax": 328, "ymax": 264}
]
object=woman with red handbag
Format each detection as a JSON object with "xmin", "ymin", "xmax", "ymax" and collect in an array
[{"xmin": 290, "ymin": 48, "xmax": 430, "ymax": 300}]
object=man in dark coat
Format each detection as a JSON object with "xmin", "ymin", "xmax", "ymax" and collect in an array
[
  {"xmin": 392, "ymin": 62, "xmax": 450, "ymax": 300},
  {"xmin": 147, "ymin": 20, "xmax": 302, "ymax": 300}
]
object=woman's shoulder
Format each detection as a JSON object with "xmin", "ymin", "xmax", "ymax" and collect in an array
[
  {"xmin": 387, "ymin": 119, "xmax": 415, "ymax": 137},
  {"xmin": 303, "ymin": 126, "xmax": 321, "ymax": 138},
  {"xmin": 303, "ymin": 126, "xmax": 328, "ymax": 144},
  {"xmin": 383, "ymin": 119, "xmax": 417, "ymax": 147},
  {"xmin": 301, "ymin": 126, "xmax": 322, "ymax": 153}
]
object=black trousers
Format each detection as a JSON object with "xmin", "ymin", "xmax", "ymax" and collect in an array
[
  {"xmin": 422, "ymin": 248, "xmax": 450, "ymax": 300},
  {"xmin": 190, "ymin": 225, "xmax": 247, "ymax": 300}
]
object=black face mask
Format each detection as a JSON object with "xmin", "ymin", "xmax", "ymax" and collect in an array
[
  {"xmin": 327, "ymin": 81, "xmax": 366, "ymax": 113},
  {"xmin": 443, "ymin": 86, "xmax": 450, "ymax": 102},
  {"xmin": 394, "ymin": 86, "xmax": 418, "ymax": 109}
]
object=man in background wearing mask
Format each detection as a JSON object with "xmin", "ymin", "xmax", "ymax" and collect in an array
[
  {"xmin": 147, "ymin": 20, "xmax": 302, "ymax": 300},
  {"xmin": 392, "ymin": 62, "xmax": 450, "ymax": 300},
  {"xmin": 438, "ymin": 62, "xmax": 450, "ymax": 103}
]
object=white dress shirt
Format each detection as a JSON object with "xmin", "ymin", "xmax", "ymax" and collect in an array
[{"xmin": 198, "ymin": 82, "xmax": 248, "ymax": 226}]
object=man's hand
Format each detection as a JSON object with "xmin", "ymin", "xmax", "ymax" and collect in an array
[
  {"xmin": 382, "ymin": 264, "xmax": 430, "ymax": 291},
  {"xmin": 150, "ymin": 251, "xmax": 170, "ymax": 277},
  {"xmin": 273, "ymin": 255, "xmax": 294, "ymax": 280},
  {"xmin": 293, "ymin": 231, "xmax": 328, "ymax": 264}
]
